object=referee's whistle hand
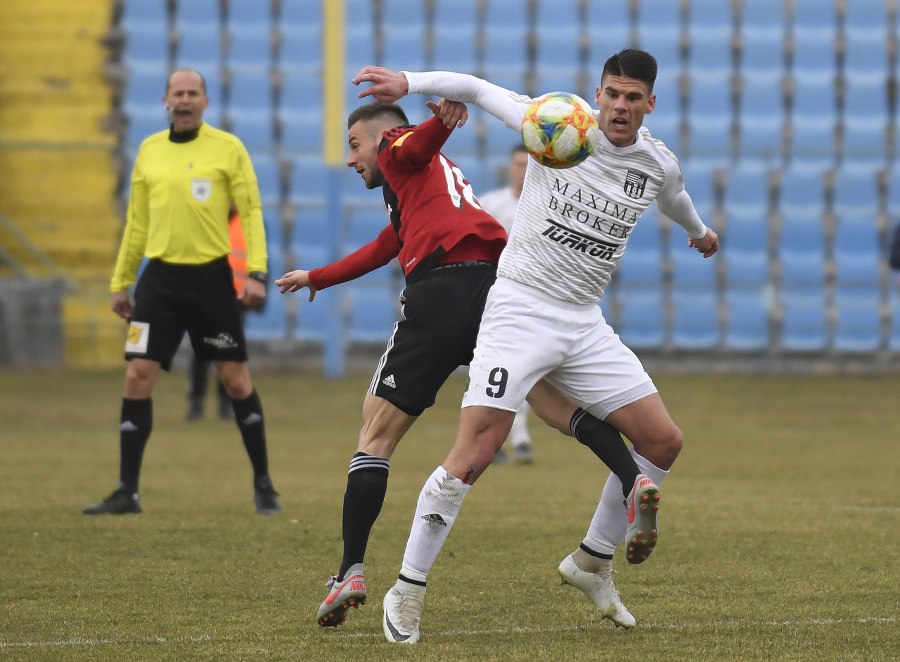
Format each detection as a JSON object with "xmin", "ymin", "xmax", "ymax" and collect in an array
[
  {"xmin": 240, "ymin": 278, "xmax": 266, "ymax": 309},
  {"xmin": 111, "ymin": 291, "xmax": 132, "ymax": 319},
  {"xmin": 275, "ymin": 270, "xmax": 317, "ymax": 302}
]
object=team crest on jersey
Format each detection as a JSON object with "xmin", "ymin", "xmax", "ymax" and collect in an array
[
  {"xmin": 623, "ymin": 169, "xmax": 648, "ymax": 199},
  {"xmin": 191, "ymin": 178, "xmax": 212, "ymax": 202}
]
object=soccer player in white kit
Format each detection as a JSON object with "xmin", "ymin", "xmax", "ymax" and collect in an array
[
  {"xmin": 354, "ymin": 48, "xmax": 720, "ymax": 643},
  {"xmin": 478, "ymin": 143, "xmax": 534, "ymax": 464}
]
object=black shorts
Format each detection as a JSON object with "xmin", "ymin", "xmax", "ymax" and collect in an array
[
  {"xmin": 125, "ymin": 257, "xmax": 247, "ymax": 370},
  {"xmin": 369, "ymin": 261, "xmax": 497, "ymax": 416}
]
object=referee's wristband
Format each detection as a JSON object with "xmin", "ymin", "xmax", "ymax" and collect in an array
[{"xmin": 248, "ymin": 271, "xmax": 267, "ymax": 286}]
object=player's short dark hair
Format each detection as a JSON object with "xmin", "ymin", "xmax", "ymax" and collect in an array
[
  {"xmin": 511, "ymin": 143, "xmax": 529, "ymax": 156},
  {"xmin": 601, "ymin": 48, "xmax": 658, "ymax": 94},
  {"xmin": 347, "ymin": 102, "xmax": 409, "ymax": 129},
  {"xmin": 166, "ymin": 68, "xmax": 207, "ymax": 94}
]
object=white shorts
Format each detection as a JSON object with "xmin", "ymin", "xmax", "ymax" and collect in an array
[{"xmin": 461, "ymin": 277, "xmax": 658, "ymax": 420}]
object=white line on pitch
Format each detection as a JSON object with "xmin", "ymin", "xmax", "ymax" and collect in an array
[{"xmin": 0, "ymin": 616, "xmax": 894, "ymax": 648}]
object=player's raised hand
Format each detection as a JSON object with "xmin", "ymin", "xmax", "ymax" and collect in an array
[
  {"xmin": 427, "ymin": 99, "xmax": 468, "ymax": 129},
  {"xmin": 353, "ymin": 66, "xmax": 410, "ymax": 102},
  {"xmin": 275, "ymin": 270, "xmax": 317, "ymax": 302},
  {"xmin": 689, "ymin": 227, "xmax": 720, "ymax": 258}
]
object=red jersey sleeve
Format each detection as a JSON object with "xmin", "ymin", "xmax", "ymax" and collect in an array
[
  {"xmin": 308, "ymin": 224, "xmax": 400, "ymax": 290},
  {"xmin": 380, "ymin": 116, "xmax": 454, "ymax": 169}
]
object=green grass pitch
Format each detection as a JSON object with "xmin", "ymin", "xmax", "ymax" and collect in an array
[{"xmin": 1, "ymin": 368, "xmax": 898, "ymax": 661}]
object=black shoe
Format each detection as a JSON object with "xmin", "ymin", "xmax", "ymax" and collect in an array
[
  {"xmin": 82, "ymin": 488, "xmax": 142, "ymax": 515},
  {"xmin": 253, "ymin": 475, "xmax": 282, "ymax": 515}
]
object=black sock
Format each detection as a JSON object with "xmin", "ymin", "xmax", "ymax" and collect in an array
[
  {"xmin": 338, "ymin": 453, "xmax": 390, "ymax": 580},
  {"xmin": 119, "ymin": 398, "xmax": 152, "ymax": 493},
  {"xmin": 232, "ymin": 389, "xmax": 269, "ymax": 478},
  {"xmin": 570, "ymin": 408, "xmax": 640, "ymax": 498}
]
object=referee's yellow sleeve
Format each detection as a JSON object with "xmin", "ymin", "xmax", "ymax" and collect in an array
[
  {"xmin": 110, "ymin": 156, "xmax": 150, "ymax": 292},
  {"xmin": 230, "ymin": 141, "xmax": 268, "ymax": 275}
]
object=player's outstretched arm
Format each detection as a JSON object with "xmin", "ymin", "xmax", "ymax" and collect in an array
[
  {"xmin": 276, "ymin": 270, "xmax": 317, "ymax": 302},
  {"xmin": 353, "ymin": 66, "xmax": 410, "ymax": 102},
  {"xmin": 426, "ymin": 99, "xmax": 468, "ymax": 129}
]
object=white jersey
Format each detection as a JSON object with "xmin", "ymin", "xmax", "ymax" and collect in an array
[
  {"xmin": 477, "ymin": 186, "xmax": 518, "ymax": 235},
  {"xmin": 405, "ymin": 71, "xmax": 708, "ymax": 305}
]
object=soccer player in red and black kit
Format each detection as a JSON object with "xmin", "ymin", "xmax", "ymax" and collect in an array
[{"xmin": 276, "ymin": 100, "xmax": 645, "ymax": 630}]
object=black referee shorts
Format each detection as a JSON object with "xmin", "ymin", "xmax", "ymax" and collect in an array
[
  {"xmin": 125, "ymin": 257, "xmax": 247, "ymax": 370},
  {"xmin": 369, "ymin": 261, "xmax": 497, "ymax": 416}
]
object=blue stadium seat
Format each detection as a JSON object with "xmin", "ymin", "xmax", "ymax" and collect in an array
[
  {"xmin": 279, "ymin": 0, "xmax": 322, "ymax": 29},
  {"xmin": 173, "ymin": 0, "xmax": 221, "ymax": 32},
  {"xmin": 889, "ymin": 294, "xmax": 900, "ymax": 351},
  {"xmin": 635, "ymin": 0, "xmax": 684, "ymax": 33},
  {"xmin": 122, "ymin": 24, "xmax": 170, "ymax": 71},
  {"xmin": 779, "ymin": 291, "xmax": 828, "ymax": 351},
  {"xmin": 288, "ymin": 207, "xmax": 331, "ymax": 258},
  {"xmin": 681, "ymin": 161, "xmax": 718, "ymax": 217},
  {"xmin": 787, "ymin": 71, "xmax": 838, "ymax": 162},
  {"xmin": 738, "ymin": 0, "xmax": 786, "ymax": 34},
  {"xmin": 449, "ymin": 153, "xmax": 489, "ymax": 192},
  {"xmin": 842, "ymin": 0, "xmax": 892, "ymax": 37},
  {"xmin": 686, "ymin": 0, "xmax": 735, "ymax": 34},
  {"xmin": 643, "ymin": 72, "xmax": 681, "ymax": 150},
  {"xmin": 833, "ymin": 295, "xmax": 882, "ymax": 352},
  {"xmin": 535, "ymin": 0, "xmax": 580, "ymax": 29},
  {"xmin": 669, "ymin": 230, "xmax": 718, "ymax": 292},
  {"xmin": 279, "ymin": 70, "xmax": 322, "ymax": 153},
  {"xmin": 381, "ymin": 25, "xmax": 427, "ymax": 72},
  {"xmin": 615, "ymin": 247, "xmax": 664, "ymax": 296},
  {"xmin": 790, "ymin": 27, "xmax": 838, "ymax": 77},
  {"xmin": 125, "ymin": 107, "xmax": 169, "ymax": 151},
  {"xmin": 251, "ymin": 153, "xmax": 281, "ymax": 205},
  {"xmin": 832, "ymin": 212, "xmax": 882, "ymax": 296},
  {"xmin": 534, "ymin": 25, "xmax": 582, "ymax": 70},
  {"xmin": 686, "ymin": 30, "xmax": 735, "ymax": 79},
  {"xmin": 122, "ymin": 66, "xmax": 168, "ymax": 117},
  {"xmin": 228, "ymin": 70, "xmax": 274, "ymax": 116},
  {"xmin": 725, "ymin": 206, "xmax": 771, "ymax": 255},
  {"xmin": 344, "ymin": 207, "xmax": 390, "ymax": 253},
  {"xmin": 840, "ymin": 74, "xmax": 890, "ymax": 162},
  {"xmin": 346, "ymin": 287, "xmax": 398, "ymax": 344},
  {"xmin": 345, "ymin": 25, "xmax": 377, "ymax": 79},
  {"xmin": 777, "ymin": 163, "xmax": 826, "ymax": 215},
  {"xmin": 832, "ymin": 164, "xmax": 881, "ymax": 217},
  {"xmin": 294, "ymin": 296, "xmax": 330, "ymax": 342},
  {"xmin": 643, "ymin": 114, "xmax": 682, "ymax": 155},
  {"xmin": 534, "ymin": 69, "xmax": 582, "ymax": 100},
  {"xmin": 684, "ymin": 74, "xmax": 734, "ymax": 160},
  {"xmin": 483, "ymin": 120, "xmax": 523, "ymax": 157},
  {"xmin": 842, "ymin": 30, "xmax": 890, "ymax": 78},
  {"xmin": 724, "ymin": 290, "xmax": 771, "ymax": 350},
  {"xmin": 887, "ymin": 169, "xmax": 900, "ymax": 217},
  {"xmin": 121, "ymin": 0, "xmax": 169, "ymax": 32},
  {"xmin": 736, "ymin": 73, "xmax": 785, "ymax": 162},
  {"xmin": 431, "ymin": 26, "xmax": 477, "ymax": 72},
  {"xmin": 671, "ymin": 293, "xmax": 720, "ymax": 349},
  {"xmin": 484, "ymin": 0, "xmax": 528, "ymax": 31},
  {"xmin": 226, "ymin": 26, "xmax": 272, "ymax": 74},
  {"xmin": 281, "ymin": 109, "xmax": 325, "ymax": 154},
  {"xmin": 634, "ymin": 25, "xmax": 683, "ymax": 79},
  {"xmin": 482, "ymin": 25, "xmax": 529, "ymax": 71},
  {"xmin": 790, "ymin": 0, "xmax": 838, "ymax": 36},
  {"xmin": 277, "ymin": 24, "xmax": 320, "ymax": 73},
  {"xmin": 585, "ymin": 0, "xmax": 633, "ymax": 64},
  {"xmin": 724, "ymin": 250, "xmax": 769, "ymax": 291},
  {"xmin": 381, "ymin": 0, "xmax": 426, "ymax": 29},
  {"xmin": 737, "ymin": 27, "xmax": 787, "ymax": 77},
  {"xmin": 617, "ymin": 291, "xmax": 666, "ymax": 348},
  {"xmin": 723, "ymin": 162, "xmax": 772, "ymax": 215},
  {"xmin": 433, "ymin": 0, "xmax": 477, "ymax": 30},
  {"xmin": 288, "ymin": 156, "xmax": 329, "ymax": 206},
  {"xmin": 261, "ymin": 203, "xmax": 283, "ymax": 253},
  {"xmin": 227, "ymin": 0, "xmax": 272, "ymax": 31},
  {"xmin": 174, "ymin": 24, "xmax": 223, "ymax": 73}
]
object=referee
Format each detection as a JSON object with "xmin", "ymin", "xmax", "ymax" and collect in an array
[{"xmin": 83, "ymin": 69, "xmax": 281, "ymax": 515}]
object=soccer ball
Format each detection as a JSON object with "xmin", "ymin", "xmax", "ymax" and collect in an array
[{"xmin": 520, "ymin": 92, "xmax": 599, "ymax": 169}]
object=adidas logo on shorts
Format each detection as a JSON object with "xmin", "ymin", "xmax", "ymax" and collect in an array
[{"xmin": 381, "ymin": 374, "xmax": 397, "ymax": 388}]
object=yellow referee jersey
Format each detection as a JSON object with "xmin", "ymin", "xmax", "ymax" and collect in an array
[{"xmin": 111, "ymin": 123, "xmax": 268, "ymax": 292}]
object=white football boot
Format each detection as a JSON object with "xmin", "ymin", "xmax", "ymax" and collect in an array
[
  {"xmin": 382, "ymin": 581, "xmax": 426, "ymax": 644},
  {"xmin": 558, "ymin": 554, "xmax": 636, "ymax": 629}
]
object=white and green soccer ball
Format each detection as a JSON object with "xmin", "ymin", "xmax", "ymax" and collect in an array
[{"xmin": 520, "ymin": 91, "xmax": 600, "ymax": 169}]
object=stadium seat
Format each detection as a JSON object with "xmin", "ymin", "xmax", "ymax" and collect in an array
[
  {"xmin": 684, "ymin": 74, "xmax": 734, "ymax": 161},
  {"xmin": 288, "ymin": 156, "xmax": 329, "ymax": 207},
  {"xmin": 779, "ymin": 292, "xmax": 828, "ymax": 351},
  {"xmin": 226, "ymin": 26, "xmax": 272, "ymax": 74},
  {"xmin": 889, "ymin": 294, "xmax": 900, "ymax": 351},
  {"xmin": 840, "ymin": 74, "xmax": 890, "ymax": 162},
  {"xmin": 832, "ymin": 211, "xmax": 882, "ymax": 296},
  {"xmin": 433, "ymin": 0, "xmax": 477, "ymax": 30},
  {"xmin": 617, "ymin": 291, "xmax": 667, "ymax": 349},
  {"xmin": 842, "ymin": 30, "xmax": 890, "ymax": 78},
  {"xmin": 671, "ymin": 293, "xmax": 720, "ymax": 349},
  {"xmin": 777, "ymin": 163, "xmax": 827, "ymax": 216},
  {"xmin": 790, "ymin": 26, "xmax": 838, "ymax": 78},
  {"xmin": 724, "ymin": 290, "xmax": 771, "ymax": 350},
  {"xmin": 294, "ymin": 295, "xmax": 331, "ymax": 342},
  {"xmin": 686, "ymin": 0, "xmax": 735, "ymax": 34},
  {"xmin": 484, "ymin": 0, "xmax": 528, "ymax": 31},
  {"xmin": 686, "ymin": 30, "xmax": 735, "ymax": 79},
  {"xmin": 842, "ymin": 0, "xmax": 892, "ymax": 38},
  {"xmin": 251, "ymin": 153, "xmax": 281, "ymax": 205},
  {"xmin": 634, "ymin": 25, "xmax": 683, "ymax": 79},
  {"xmin": 261, "ymin": 203, "xmax": 284, "ymax": 253},
  {"xmin": 735, "ymin": 70, "xmax": 786, "ymax": 164},
  {"xmin": 122, "ymin": 24, "xmax": 170, "ymax": 72},
  {"xmin": 381, "ymin": 25, "xmax": 427, "ymax": 73},
  {"xmin": 174, "ymin": 24, "xmax": 223, "ymax": 73},
  {"xmin": 122, "ymin": 66, "xmax": 169, "ymax": 117},
  {"xmin": 278, "ymin": 24, "xmax": 320, "ymax": 73},
  {"xmin": 381, "ymin": 0, "xmax": 426, "ymax": 29},
  {"xmin": 534, "ymin": 0, "xmax": 580, "ymax": 29},
  {"xmin": 615, "ymin": 247, "xmax": 664, "ymax": 296},
  {"xmin": 226, "ymin": 0, "xmax": 272, "ymax": 32},
  {"xmin": 279, "ymin": 0, "xmax": 323, "ymax": 29},
  {"xmin": 585, "ymin": 0, "xmax": 633, "ymax": 64},
  {"xmin": 738, "ymin": 0, "xmax": 787, "ymax": 33},
  {"xmin": 669, "ymin": 229, "xmax": 718, "ymax": 292},
  {"xmin": 724, "ymin": 205, "xmax": 771, "ymax": 254},
  {"xmin": 173, "ymin": 0, "xmax": 221, "ymax": 32},
  {"xmin": 635, "ymin": 0, "xmax": 683, "ymax": 33},
  {"xmin": 121, "ymin": 0, "xmax": 169, "ymax": 32},
  {"xmin": 288, "ymin": 207, "xmax": 331, "ymax": 258},
  {"xmin": 346, "ymin": 286, "xmax": 398, "ymax": 344},
  {"xmin": 832, "ymin": 164, "xmax": 881, "ymax": 217},
  {"xmin": 723, "ymin": 161, "xmax": 772, "ymax": 215},
  {"xmin": 681, "ymin": 160, "xmax": 718, "ymax": 217},
  {"xmin": 125, "ymin": 107, "xmax": 169, "ymax": 151},
  {"xmin": 643, "ymin": 114, "xmax": 682, "ymax": 155},
  {"xmin": 790, "ymin": 0, "xmax": 838, "ymax": 37},
  {"xmin": 344, "ymin": 207, "xmax": 390, "ymax": 254},
  {"xmin": 345, "ymin": 24, "xmax": 377, "ymax": 79},
  {"xmin": 887, "ymin": 169, "xmax": 900, "ymax": 218},
  {"xmin": 787, "ymin": 71, "xmax": 838, "ymax": 162},
  {"xmin": 431, "ymin": 26, "xmax": 477, "ymax": 72},
  {"xmin": 833, "ymin": 295, "xmax": 883, "ymax": 352},
  {"xmin": 482, "ymin": 25, "xmax": 529, "ymax": 71},
  {"xmin": 724, "ymin": 249, "xmax": 769, "ymax": 291},
  {"xmin": 737, "ymin": 25, "xmax": 787, "ymax": 77},
  {"xmin": 534, "ymin": 25, "xmax": 582, "ymax": 71},
  {"xmin": 534, "ymin": 69, "xmax": 582, "ymax": 100}
]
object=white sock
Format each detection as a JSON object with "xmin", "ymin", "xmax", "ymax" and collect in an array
[
  {"xmin": 399, "ymin": 466, "xmax": 471, "ymax": 582},
  {"xmin": 583, "ymin": 447, "xmax": 670, "ymax": 555},
  {"xmin": 510, "ymin": 406, "xmax": 531, "ymax": 447}
]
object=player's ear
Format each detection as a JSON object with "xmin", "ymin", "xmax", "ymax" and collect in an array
[{"xmin": 646, "ymin": 92, "xmax": 656, "ymax": 114}]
